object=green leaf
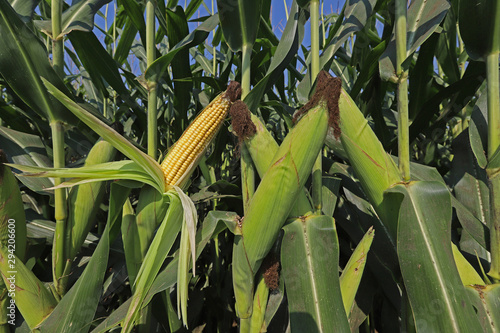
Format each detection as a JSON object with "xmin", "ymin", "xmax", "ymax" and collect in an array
[
  {"xmin": 7, "ymin": 160, "xmax": 162, "ymax": 193},
  {"xmin": 379, "ymin": 0, "xmax": 450, "ymax": 81},
  {"xmin": 0, "ymin": 0, "xmax": 76, "ymax": 124},
  {"xmin": 281, "ymin": 215, "xmax": 350, "ymax": 332},
  {"xmin": 91, "ymin": 211, "xmax": 238, "ymax": 333},
  {"xmin": 216, "ymin": 0, "xmax": 262, "ymax": 52},
  {"xmin": 469, "ymin": 91, "xmax": 489, "ymax": 168},
  {"xmin": 458, "ymin": 0, "xmax": 500, "ymax": 60},
  {"xmin": 0, "ymin": 126, "xmax": 54, "ymax": 195},
  {"xmin": 8, "ymin": 0, "xmax": 38, "ymax": 21},
  {"xmin": 451, "ymin": 243, "xmax": 484, "ymax": 286},
  {"xmin": 245, "ymin": 0, "xmax": 307, "ymax": 112},
  {"xmin": 39, "ymin": 221, "xmax": 111, "ymax": 332},
  {"xmin": 339, "ymin": 227, "xmax": 374, "ymax": 316},
  {"xmin": 42, "ymin": 80, "xmax": 165, "ymax": 192},
  {"xmin": 122, "ymin": 190, "xmax": 183, "ymax": 333},
  {"xmin": 68, "ymin": 30, "xmax": 137, "ymax": 107},
  {"xmin": 0, "ymin": 247, "xmax": 57, "ymax": 329},
  {"xmin": 390, "ymin": 181, "xmax": 483, "ymax": 332},
  {"xmin": 0, "ymin": 151, "xmax": 27, "ymax": 261},
  {"xmin": 35, "ymin": 0, "xmax": 112, "ymax": 37},
  {"xmin": 451, "ymin": 130, "xmax": 490, "ymax": 258},
  {"xmin": 145, "ymin": 14, "xmax": 219, "ymax": 83},
  {"xmin": 465, "ymin": 284, "xmax": 500, "ymax": 332}
]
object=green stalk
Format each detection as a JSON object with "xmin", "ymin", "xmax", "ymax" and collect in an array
[
  {"xmin": 395, "ymin": 0, "xmax": 410, "ymax": 181},
  {"xmin": 486, "ymin": 54, "xmax": 500, "ymax": 157},
  {"xmin": 310, "ymin": 0, "xmax": 322, "ymax": 214},
  {"xmin": 50, "ymin": 0, "xmax": 68, "ymax": 295},
  {"xmin": 487, "ymin": 53, "xmax": 500, "ymax": 282},
  {"xmin": 51, "ymin": 0, "xmax": 64, "ymax": 77},
  {"xmin": 241, "ymin": 43, "xmax": 254, "ymax": 213},
  {"xmin": 146, "ymin": 0, "xmax": 157, "ymax": 159},
  {"xmin": 51, "ymin": 121, "xmax": 68, "ymax": 294}
]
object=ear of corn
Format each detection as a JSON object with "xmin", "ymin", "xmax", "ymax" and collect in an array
[
  {"xmin": 232, "ymin": 101, "xmax": 330, "ymax": 318},
  {"xmin": 161, "ymin": 82, "xmax": 240, "ymax": 190},
  {"xmin": 242, "ymin": 112, "xmax": 313, "ymax": 216},
  {"xmin": 338, "ymin": 87, "xmax": 402, "ymax": 238},
  {"xmin": 67, "ymin": 139, "xmax": 116, "ymax": 259}
]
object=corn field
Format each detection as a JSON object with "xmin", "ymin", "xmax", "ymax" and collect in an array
[{"xmin": 0, "ymin": 0, "xmax": 499, "ymax": 332}]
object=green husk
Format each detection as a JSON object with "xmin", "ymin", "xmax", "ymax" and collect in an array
[
  {"xmin": 231, "ymin": 103, "xmax": 313, "ymax": 216},
  {"xmin": 232, "ymin": 101, "xmax": 330, "ymax": 318},
  {"xmin": 0, "ymin": 248, "xmax": 57, "ymax": 329},
  {"xmin": 339, "ymin": 88, "xmax": 402, "ymax": 238},
  {"xmin": 67, "ymin": 139, "xmax": 116, "ymax": 259}
]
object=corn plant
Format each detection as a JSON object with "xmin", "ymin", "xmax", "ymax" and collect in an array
[{"xmin": 0, "ymin": 0, "xmax": 499, "ymax": 332}]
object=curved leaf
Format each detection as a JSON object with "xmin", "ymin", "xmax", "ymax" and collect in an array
[
  {"xmin": 216, "ymin": 0, "xmax": 262, "ymax": 52},
  {"xmin": 35, "ymin": 0, "xmax": 112, "ymax": 37},
  {"xmin": 43, "ymin": 80, "xmax": 165, "ymax": 192},
  {"xmin": 379, "ymin": 0, "xmax": 450, "ymax": 81},
  {"xmin": 0, "ymin": 0, "xmax": 75, "ymax": 124}
]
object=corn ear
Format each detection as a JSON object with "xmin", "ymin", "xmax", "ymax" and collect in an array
[
  {"xmin": 161, "ymin": 82, "xmax": 240, "ymax": 190},
  {"xmin": 122, "ymin": 198, "xmax": 142, "ymax": 288},
  {"xmin": 233, "ymin": 101, "xmax": 331, "ymax": 318},
  {"xmin": 230, "ymin": 105, "xmax": 313, "ymax": 216},
  {"xmin": 67, "ymin": 139, "xmax": 116, "ymax": 259},
  {"xmin": 338, "ymin": 85, "xmax": 402, "ymax": 237}
]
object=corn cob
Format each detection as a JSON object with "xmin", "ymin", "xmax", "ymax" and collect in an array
[{"xmin": 161, "ymin": 82, "xmax": 241, "ymax": 188}]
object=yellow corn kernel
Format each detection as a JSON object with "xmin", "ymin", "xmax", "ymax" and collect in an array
[{"xmin": 161, "ymin": 83, "xmax": 240, "ymax": 188}]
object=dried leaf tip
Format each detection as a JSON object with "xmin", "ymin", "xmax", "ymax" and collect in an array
[
  {"xmin": 293, "ymin": 70, "xmax": 342, "ymax": 139},
  {"xmin": 230, "ymin": 100, "xmax": 257, "ymax": 141}
]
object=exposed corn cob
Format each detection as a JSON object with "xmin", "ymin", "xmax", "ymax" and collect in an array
[{"xmin": 161, "ymin": 82, "xmax": 241, "ymax": 189}]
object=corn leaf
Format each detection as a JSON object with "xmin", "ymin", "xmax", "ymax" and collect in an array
[
  {"xmin": 43, "ymin": 79, "xmax": 165, "ymax": 192},
  {"xmin": 379, "ymin": 0, "xmax": 450, "ymax": 81},
  {"xmin": 465, "ymin": 284, "xmax": 500, "ymax": 332},
  {"xmin": 0, "ymin": 152, "xmax": 27, "ymax": 261},
  {"xmin": 38, "ymin": 220, "xmax": 111, "ymax": 332},
  {"xmin": 216, "ymin": 0, "xmax": 262, "ymax": 52},
  {"xmin": 0, "ymin": 0, "xmax": 76, "ymax": 124},
  {"xmin": 390, "ymin": 181, "xmax": 483, "ymax": 332},
  {"xmin": 7, "ymin": 160, "xmax": 162, "ymax": 193},
  {"xmin": 339, "ymin": 227, "xmax": 374, "ymax": 316},
  {"xmin": 451, "ymin": 243, "xmax": 485, "ymax": 286},
  {"xmin": 0, "ymin": 247, "xmax": 56, "ymax": 329},
  {"xmin": 281, "ymin": 214, "xmax": 350, "ymax": 332},
  {"xmin": 122, "ymin": 190, "xmax": 183, "ymax": 333},
  {"xmin": 458, "ymin": 0, "xmax": 500, "ymax": 60},
  {"xmin": 95, "ymin": 210, "xmax": 238, "ymax": 333}
]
